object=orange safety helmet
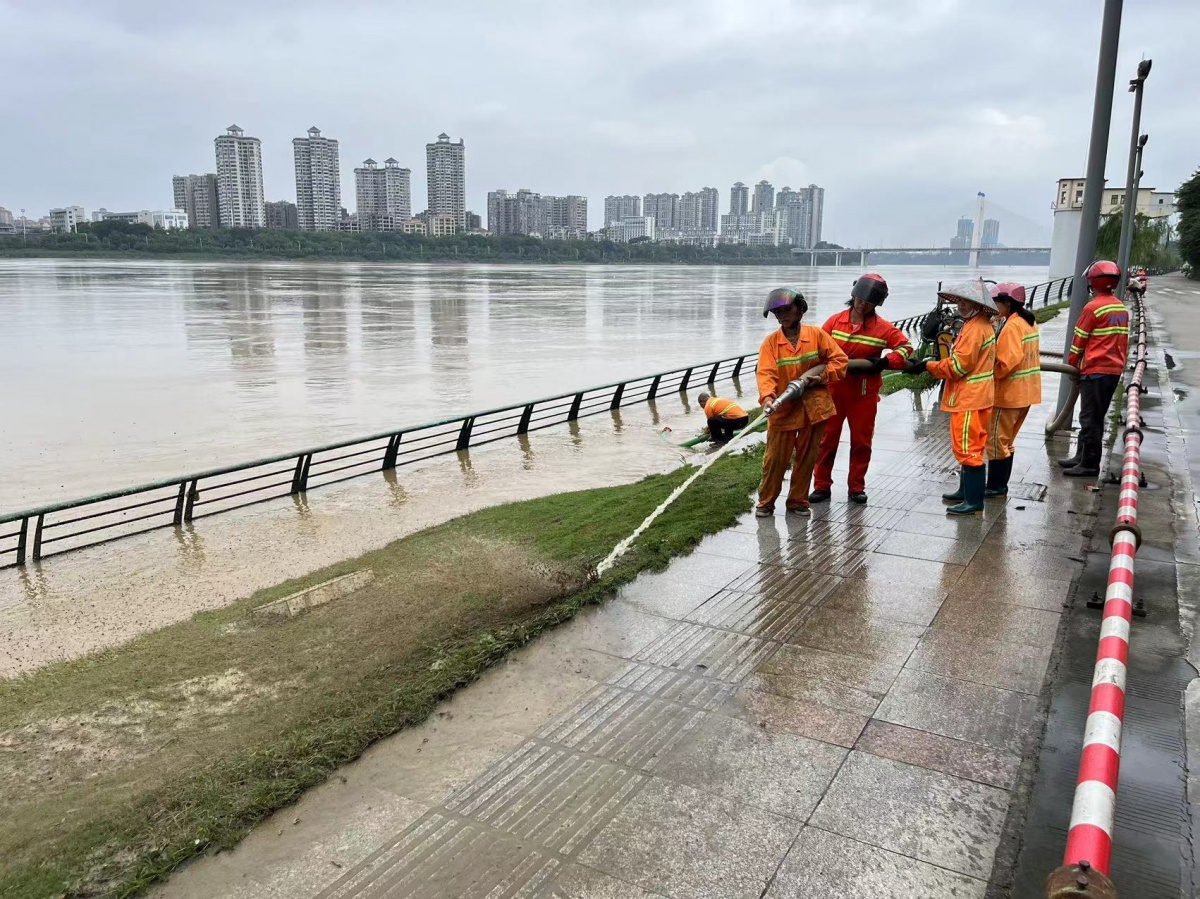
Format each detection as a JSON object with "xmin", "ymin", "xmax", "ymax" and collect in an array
[{"xmin": 1084, "ymin": 260, "xmax": 1121, "ymax": 292}]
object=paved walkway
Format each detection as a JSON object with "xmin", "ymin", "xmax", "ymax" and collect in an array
[{"xmin": 158, "ymin": 315, "xmax": 1106, "ymax": 898}]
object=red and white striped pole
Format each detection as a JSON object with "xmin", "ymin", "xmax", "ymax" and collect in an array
[{"xmin": 1047, "ymin": 295, "xmax": 1146, "ymax": 899}]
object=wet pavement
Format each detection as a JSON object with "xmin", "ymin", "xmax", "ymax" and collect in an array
[{"xmin": 148, "ymin": 306, "xmax": 1193, "ymax": 899}]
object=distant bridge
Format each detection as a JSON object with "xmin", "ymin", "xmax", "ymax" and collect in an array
[{"xmin": 790, "ymin": 246, "xmax": 1052, "ymax": 266}]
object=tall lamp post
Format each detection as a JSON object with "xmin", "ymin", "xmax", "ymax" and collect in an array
[{"xmin": 1116, "ymin": 60, "xmax": 1152, "ymax": 301}]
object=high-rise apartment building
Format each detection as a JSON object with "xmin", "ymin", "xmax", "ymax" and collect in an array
[
  {"xmin": 774, "ymin": 184, "xmax": 825, "ymax": 248},
  {"xmin": 355, "ymin": 157, "xmax": 412, "ymax": 231},
  {"xmin": 293, "ymin": 126, "xmax": 341, "ymax": 232},
  {"xmin": 265, "ymin": 200, "xmax": 299, "ymax": 230},
  {"xmin": 950, "ymin": 216, "xmax": 974, "ymax": 249},
  {"xmin": 697, "ymin": 187, "xmax": 719, "ymax": 232},
  {"xmin": 214, "ymin": 125, "xmax": 265, "ymax": 228},
  {"xmin": 676, "ymin": 187, "xmax": 720, "ymax": 235},
  {"xmin": 752, "ymin": 180, "xmax": 775, "ymax": 214},
  {"xmin": 487, "ymin": 189, "xmax": 587, "ymax": 239},
  {"xmin": 729, "ymin": 182, "xmax": 749, "ymax": 215},
  {"xmin": 981, "ymin": 218, "xmax": 1000, "ymax": 248},
  {"xmin": 172, "ymin": 173, "xmax": 220, "ymax": 229},
  {"xmin": 643, "ymin": 193, "xmax": 679, "ymax": 231},
  {"xmin": 603, "ymin": 195, "xmax": 641, "ymax": 226},
  {"xmin": 543, "ymin": 195, "xmax": 588, "ymax": 239},
  {"xmin": 426, "ymin": 133, "xmax": 466, "ymax": 230}
]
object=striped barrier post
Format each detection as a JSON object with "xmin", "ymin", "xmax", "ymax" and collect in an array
[{"xmin": 1045, "ymin": 294, "xmax": 1146, "ymax": 899}]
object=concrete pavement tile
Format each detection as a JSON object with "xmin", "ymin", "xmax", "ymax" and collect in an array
[
  {"xmin": 876, "ymin": 530, "xmax": 983, "ymax": 566},
  {"xmin": 722, "ymin": 685, "xmax": 868, "ymax": 748},
  {"xmin": 683, "ymin": 587, "xmax": 822, "ymax": 641},
  {"xmin": 150, "ymin": 854, "xmax": 276, "ymax": 899},
  {"xmin": 761, "ymin": 642, "xmax": 901, "ymax": 695},
  {"xmin": 643, "ymin": 550, "xmax": 756, "ymax": 591},
  {"xmin": 788, "ymin": 518, "xmax": 888, "ymax": 551},
  {"xmin": 855, "ymin": 551, "xmax": 966, "ymax": 594},
  {"xmin": 657, "ymin": 713, "xmax": 847, "ymax": 819},
  {"xmin": 948, "ymin": 566, "xmax": 1073, "ymax": 612},
  {"xmin": 723, "ymin": 563, "xmax": 845, "ymax": 604},
  {"xmin": 693, "ymin": 528, "xmax": 782, "ymax": 562},
  {"xmin": 907, "ymin": 628, "xmax": 1054, "ymax": 694},
  {"xmin": 820, "ymin": 575, "xmax": 949, "ymax": 627},
  {"xmin": 931, "ymin": 597, "xmax": 1062, "ymax": 649},
  {"xmin": 577, "ymin": 777, "xmax": 801, "ymax": 899},
  {"xmin": 540, "ymin": 599, "xmax": 679, "ymax": 662},
  {"xmin": 742, "ymin": 669, "xmax": 882, "ymax": 718},
  {"xmin": 765, "ymin": 827, "xmax": 987, "ymax": 898},
  {"xmin": 893, "ymin": 508, "xmax": 996, "ymax": 542},
  {"xmin": 854, "ymin": 720, "xmax": 1021, "ymax": 790},
  {"xmin": 875, "ymin": 669, "xmax": 1040, "ymax": 755},
  {"xmin": 762, "ymin": 540, "xmax": 871, "ymax": 576},
  {"xmin": 607, "ymin": 662, "xmax": 737, "ymax": 710},
  {"xmin": 633, "ymin": 621, "xmax": 777, "ymax": 683},
  {"xmin": 540, "ymin": 863, "xmax": 668, "ymax": 898},
  {"xmin": 809, "ymin": 751, "xmax": 1009, "ymax": 880},
  {"xmin": 784, "ymin": 603, "xmax": 926, "ymax": 667},
  {"xmin": 616, "ymin": 574, "xmax": 712, "ymax": 621}
]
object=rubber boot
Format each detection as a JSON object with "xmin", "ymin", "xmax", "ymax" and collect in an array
[
  {"xmin": 984, "ymin": 456, "xmax": 1013, "ymax": 498},
  {"xmin": 1057, "ymin": 452, "xmax": 1081, "ymax": 469},
  {"xmin": 941, "ymin": 470, "xmax": 964, "ymax": 502},
  {"xmin": 947, "ymin": 465, "xmax": 985, "ymax": 515}
]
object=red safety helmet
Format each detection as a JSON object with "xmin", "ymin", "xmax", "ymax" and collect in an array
[
  {"xmin": 763, "ymin": 287, "xmax": 807, "ymax": 318},
  {"xmin": 989, "ymin": 282, "xmax": 1027, "ymax": 306},
  {"xmin": 1084, "ymin": 260, "xmax": 1121, "ymax": 291},
  {"xmin": 850, "ymin": 273, "xmax": 889, "ymax": 305}
]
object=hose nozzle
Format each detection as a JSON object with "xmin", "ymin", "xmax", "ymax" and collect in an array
[{"xmin": 765, "ymin": 378, "xmax": 807, "ymax": 416}]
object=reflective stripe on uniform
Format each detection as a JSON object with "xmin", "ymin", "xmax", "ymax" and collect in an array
[
  {"xmin": 1009, "ymin": 366, "xmax": 1040, "ymax": 379},
  {"xmin": 966, "ymin": 371, "xmax": 993, "ymax": 383},
  {"xmin": 961, "ymin": 411, "xmax": 972, "ymax": 456}
]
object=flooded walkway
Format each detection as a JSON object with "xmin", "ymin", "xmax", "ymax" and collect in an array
[{"xmin": 153, "ymin": 314, "xmax": 1142, "ymax": 898}]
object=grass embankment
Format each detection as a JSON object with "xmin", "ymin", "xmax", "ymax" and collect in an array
[
  {"xmin": 0, "ymin": 448, "xmax": 763, "ymax": 899},
  {"xmin": 878, "ymin": 300, "xmax": 1070, "ymax": 397}
]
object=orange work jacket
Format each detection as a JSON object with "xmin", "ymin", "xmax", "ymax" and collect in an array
[
  {"xmin": 822, "ymin": 308, "xmax": 914, "ymax": 397},
  {"xmin": 703, "ymin": 397, "xmax": 747, "ymax": 420},
  {"xmin": 1068, "ymin": 293, "xmax": 1130, "ymax": 375},
  {"xmin": 927, "ymin": 313, "xmax": 996, "ymax": 412},
  {"xmin": 756, "ymin": 324, "xmax": 849, "ymax": 431},
  {"xmin": 993, "ymin": 315, "xmax": 1042, "ymax": 409}
]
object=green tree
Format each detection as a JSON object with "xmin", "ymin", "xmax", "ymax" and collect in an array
[
  {"xmin": 1094, "ymin": 210, "xmax": 1176, "ymax": 272},
  {"xmin": 1177, "ymin": 168, "xmax": 1200, "ymax": 278}
]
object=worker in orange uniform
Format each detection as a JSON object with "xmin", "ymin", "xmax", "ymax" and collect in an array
[
  {"xmin": 904, "ymin": 279, "xmax": 997, "ymax": 515},
  {"xmin": 1059, "ymin": 260, "xmax": 1130, "ymax": 477},
  {"xmin": 696, "ymin": 391, "xmax": 749, "ymax": 444},
  {"xmin": 755, "ymin": 288, "xmax": 849, "ymax": 518},
  {"xmin": 984, "ymin": 282, "xmax": 1041, "ymax": 497},
  {"xmin": 809, "ymin": 273, "xmax": 913, "ymax": 506}
]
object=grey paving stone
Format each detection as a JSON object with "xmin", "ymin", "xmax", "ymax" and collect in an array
[
  {"xmin": 683, "ymin": 586, "xmax": 822, "ymax": 641},
  {"xmin": 615, "ymin": 574, "xmax": 712, "ymax": 621},
  {"xmin": 761, "ymin": 642, "xmax": 902, "ymax": 695},
  {"xmin": 820, "ymin": 575, "xmax": 949, "ymax": 627},
  {"xmin": 875, "ymin": 669, "xmax": 1040, "ymax": 755},
  {"xmin": 931, "ymin": 597, "xmax": 1062, "ymax": 649},
  {"xmin": 537, "ymin": 863, "xmax": 667, "ymax": 898},
  {"xmin": 606, "ymin": 663, "xmax": 736, "ymax": 710},
  {"xmin": 785, "ymin": 603, "xmax": 926, "ymax": 667},
  {"xmin": 893, "ymin": 508, "xmax": 997, "ymax": 542},
  {"xmin": 855, "ymin": 551, "xmax": 966, "ymax": 595},
  {"xmin": 788, "ymin": 518, "xmax": 888, "ymax": 551},
  {"xmin": 722, "ymin": 685, "xmax": 868, "ymax": 748},
  {"xmin": 963, "ymin": 545, "xmax": 1087, "ymax": 580},
  {"xmin": 633, "ymin": 621, "xmax": 777, "ymax": 683},
  {"xmin": 854, "ymin": 720, "xmax": 1021, "ymax": 791},
  {"xmin": 577, "ymin": 778, "xmax": 801, "ymax": 899},
  {"xmin": 907, "ymin": 628, "xmax": 1054, "ymax": 694},
  {"xmin": 693, "ymin": 528, "xmax": 780, "ymax": 562},
  {"xmin": 539, "ymin": 599, "xmax": 679, "ymax": 663},
  {"xmin": 762, "ymin": 540, "xmax": 872, "ymax": 577},
  {"xmin": 876, "ymin": 530, "xmax": 984, "ymax": 566},
  {"xmin": 948, "ymin": 566, "xmax": 1073, "ymax": 612},
  {"xmin": 646, "ymin": 551, "xmax": 756, "ymax": 592},
  {"xmin": 765, "ymin": 826, "xmax": 987, "ymax": 898},
  {"xmin": 722, "ymin": 563, "xmax": 844, "ymax": 604},
  {"xmin": 810, "ymin": 751, "xmax": 1010, "ymax": 880},
  {"xmin": 656, "ymin": 713, "xmax": 847, "ymax": 819}
]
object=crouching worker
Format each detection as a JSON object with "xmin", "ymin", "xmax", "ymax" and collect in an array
[
  {"xmin": 905, "ymin": 279, "xmax": 997, "ymax": 515},
  {"xmin": 697, "ymin": 392, "xmax": 749, "ymax": 444},
  {"xmin": 756, "ymin": 288, "xmax": 848, "ymax": 518},
  {"xmin": 985, "ymin": 282, "xmax": 1041, "ymax": 497}
]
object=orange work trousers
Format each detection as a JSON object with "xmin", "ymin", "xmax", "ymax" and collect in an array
[
  {"xmin": 949, "ymin": 409, "xmax": 992, "ymax": 467},
  {"xmin": 988, "ymin": 407, "xmax": 1030, "ymax": 460},
  {"xmin": 812, "ymin": 389, "xmax": 879, "ymax": 494},
  {"xmin": 757, "ymin": 422, "xmax": 828, "ymax": 511}
]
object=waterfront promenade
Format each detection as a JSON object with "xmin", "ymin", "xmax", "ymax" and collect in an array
[{"xmin": 150, "ymin": 287, "xmax": 1197, "ymax": 898}]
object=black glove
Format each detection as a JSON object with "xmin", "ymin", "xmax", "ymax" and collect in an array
[
  {"xmin": 870, "ymin": 356, "xmax": 890, "ymax": 373},
  {"xmin": 904, "ymin": 359, "xmax": 929, "ymax": 375}
]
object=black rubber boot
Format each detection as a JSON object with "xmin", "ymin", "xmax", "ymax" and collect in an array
[
  {"xmin": 1063, "ymin": 463, "xmax": 1100, "ymax": 478},
  {"xmin": 984, "ymin": 456, "xmax": 1013, "ymax": 497},
  {"xmin": 947, "ymin": 465, "xmax": 985, "ymax": 515},
  {"xmin": 941, "ymin": 470, "xmax": 964, "ymax": 502},
  {"xmin": 1057, "ymin": 453, "xmax": 1082, "ymax": 469},
  {"xmin": 848, "ymin": 492, "xmax": 868, "ymax": 505},
  {"xmin": 808, "ymin": 489, "xmax": 831, "ymax": 503}
]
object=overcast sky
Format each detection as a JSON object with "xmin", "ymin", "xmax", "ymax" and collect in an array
[{"xmin": 2, "ymin": 0, "xmax": 1196, "ymax": 245}]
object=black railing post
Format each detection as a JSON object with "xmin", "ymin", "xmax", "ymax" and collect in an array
[
  {"xmin": 517, "ymin": 404, "xmax": 534, "ymax": 435},
  {"xmin": 707, "ymin": 362, "xmax": 720, "ymax": 384},
  {"xmin": 32, "ymin": 513, "xmax": 44, "ymax": 561},
  {"xmin": 173, "ymin": 481, "xmax": 187, "ymax": 525},
  {"xmin": 16, "ymin": 517, "xmax": 28, "ymax": 566},
  {"xmin": 680, "ymin": 367, "xmax": 693, "ymax": 393},
  {"xmin": 733, "ymin": 356, "xmax": 745, "ymax": 378},
  {"xmin": 609, "ymin": 383, "xmax": 625, "ymax": 411},
  {"xmin": 456, "ymin": 417, "xmax": 475, "ymax": 451},
  {"xmin": 290, "ymin": 454, "xmax": 312, "ymax": 494},
  {"xmin": 568, "ymin": 392, "xmax": 584, "ymax": 421},
  {"xmin": 1058, "ymin": 278, "xmax": 1067, "ymax": 301},
  {"xmin": 649, "ymin": 374, "xmax": 662, "ymax": 397},
  {"xmin": 382, "ymin": 433, "xmax": 403, "ymax": 470},
  {"xmin": 183, "ymin": 479, "xmax": 200, "ymax": 521}
]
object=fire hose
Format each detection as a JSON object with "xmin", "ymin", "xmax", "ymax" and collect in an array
[{"xmin": 1045, "ymin": 294, "xmax": 1147, "ymax": 899}]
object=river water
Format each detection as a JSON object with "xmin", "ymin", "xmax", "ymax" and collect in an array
[{"xmin": 0, "ymin": 259, "xmax": 1049, "ymax": 512}]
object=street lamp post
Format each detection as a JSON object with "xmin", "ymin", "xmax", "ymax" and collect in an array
[{"xmin": 1116, "ymin": 60, "xmax": 1152, "ymax": 301}]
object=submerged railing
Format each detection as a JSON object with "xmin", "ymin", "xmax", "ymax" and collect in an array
[{"xmin": 0, "ymin": 354, "xmax": 758, "ymax": 568}]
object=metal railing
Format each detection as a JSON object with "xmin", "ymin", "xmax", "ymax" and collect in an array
[
  {"xmin": 891, "ymin": 276, "xmax": 1074, "ymax": 335},
  {"xmin": 0, "ymin": 353, "xmax": 758, "ymax": 569}
]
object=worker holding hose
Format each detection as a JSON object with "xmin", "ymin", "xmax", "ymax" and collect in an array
[
  {"xmin": 696, "ymin": 392, "xmax": 750, "ymax": 444},
  {"xmin": 984, "ymin": 282, "xmax": 1041, "ymax": 497},
  {"xmin": 904, "ymin": 279, "xmax": 997, "ymax": 515},
  {"xmin": 809, "ymin": 273, "xmax": 913, "ymax": 506},
  {"xmin": 755, "ymin": 288, "xmax": 848, "ymax": 518}
]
